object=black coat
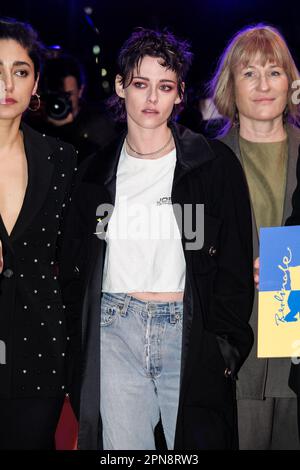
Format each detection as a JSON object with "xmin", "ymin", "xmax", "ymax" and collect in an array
[
  {"xmin": 60, "ymin": 123, "xmax": 254, "ymax": 449},
  {"xmin": 285, "ymin": 144, "xmax": 300, "ymax": 395},
  {"xmin": 0, "ymin": 123, "xmax": 77, "ymax": 399}
]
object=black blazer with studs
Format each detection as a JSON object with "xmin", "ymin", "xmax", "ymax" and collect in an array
[{"xmin": 0, "ymin": 122, "xmax": 77, "ymax": 399}]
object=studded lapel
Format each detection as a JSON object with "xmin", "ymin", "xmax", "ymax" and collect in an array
[{"xmin": 9, "ymin": 123, "xmax": 55, "ymax": 242}]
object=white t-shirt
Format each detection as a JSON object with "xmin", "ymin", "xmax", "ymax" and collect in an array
[{"xmin": 102, "ymin": 143, "xmax": 186, "ymax": 293}]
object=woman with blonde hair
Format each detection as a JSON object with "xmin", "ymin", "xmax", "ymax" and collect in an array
[{"xmin": 210, "ymin": 23, "xmax": 300, "ymax": 449}]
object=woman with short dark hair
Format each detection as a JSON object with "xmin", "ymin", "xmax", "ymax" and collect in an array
[{"xmin": 61, "ymin": 28, "xmax": 254, "ymax": 450}]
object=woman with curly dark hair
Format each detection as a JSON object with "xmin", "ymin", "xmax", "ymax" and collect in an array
[{"xmin": 0, "ymin": 18, "xmax": 77, "ymax": 449}]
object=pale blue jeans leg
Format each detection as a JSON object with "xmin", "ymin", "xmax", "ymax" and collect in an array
[{"xmin": 100, "ymin": 293, "xmax": 182, "ymax": 450}]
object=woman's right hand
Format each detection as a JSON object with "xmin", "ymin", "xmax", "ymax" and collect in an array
[{"xmin": 0, "ymin": 240, "xmax": 3, "ymax": 274}]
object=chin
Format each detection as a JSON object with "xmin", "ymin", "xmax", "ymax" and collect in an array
[
  {"xmin": 261, "ymin": 115, "xmax": 283, "ymax": 121},
  {"xmin": 0, "ymin": 112, "xmax": 21, "ymax": 120},
  {"xmin": 138, "ymin": 121, "xmax": 164, "ymax": 130},
  {"xmin": 249, "ymin": 111, "xmax": 283, "ymax": 121},
  {"xmin": 0, "ymin": 105, "xmax": 24, "ymax": 119}
]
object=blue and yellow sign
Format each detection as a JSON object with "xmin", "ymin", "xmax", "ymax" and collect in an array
[{"xmin": 258, "ymin": 226, "xmax": 300, "ymax": 357}]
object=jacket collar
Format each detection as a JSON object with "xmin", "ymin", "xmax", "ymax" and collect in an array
[
  {"xmin": 170, "ymin": 122, "xmax": 215, "ymax": 187},
  {"xmin": 83, "ymin": 122, "xmax": 216, "ymax": 188},
  {"xmin": 221, "ymin": 122, "xmax": 300, "ymax": 159},
  {"xmin": 220, "ymin": 123, "xmax": 300, "ymax": 252},
  {"xmin": 0, "ymin": 122, "xmax": 57, "ymax": 245}
]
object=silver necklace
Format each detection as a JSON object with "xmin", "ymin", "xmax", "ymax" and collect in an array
[{"xmin": 126, "ymin": 133, "xmax": 173, "ymax": 157}]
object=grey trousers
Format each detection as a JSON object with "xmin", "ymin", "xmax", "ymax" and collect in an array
[{"xmin": 238, "ymin": 397, "xmax": 300, "ymax": 450}]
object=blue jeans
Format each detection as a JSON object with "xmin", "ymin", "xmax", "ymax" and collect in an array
[{"xmin": 100, "ymin": 292, "xmax": 183, "ymax": 450}]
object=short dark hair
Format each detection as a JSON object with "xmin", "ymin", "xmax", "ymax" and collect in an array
[
  {"xmin": 0, "ymin": 17, "xmax": 44, "ymax": 79},
  {"xmin": 108, "ymin": 28, "xmax": 193, "ymax": 121}
]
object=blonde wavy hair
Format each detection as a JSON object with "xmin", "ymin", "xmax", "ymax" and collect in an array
[{"xmin": 209, "ymin": 24, "xmax": 300, "ymax": 134}]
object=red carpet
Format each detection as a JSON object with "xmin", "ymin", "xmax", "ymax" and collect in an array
[{"xmin": 55, "ymin": 396, "xmax": 78, "ymax": 450}]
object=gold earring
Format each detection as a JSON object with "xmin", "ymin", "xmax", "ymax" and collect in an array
[{"xmin": 28, "ymin": 93, "xmax": 41, "ymax": 112}]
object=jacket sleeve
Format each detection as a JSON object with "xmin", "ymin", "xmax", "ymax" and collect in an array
[
  {"xmin": 57, "ymin": 164, "xmax": 87, "ymax": 416},
  {"xmin": 56, "ymin": 144, "xmax": 81, "ymax": 338},
  {"xmin": 285, "ymin": 146, "xmax": 300, "ymax": 226},
  {"xmin": 206, "ymin": 140, "xmax": 254, "ymax": 377}
]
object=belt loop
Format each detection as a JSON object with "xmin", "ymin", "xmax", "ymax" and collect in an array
[
  {"xmin": 120, "ymin": 294, "xmax": 130, "ymax": 317},
  {"xmin": 169, "ymin": 301, "xmax": 176, "ymax": 324}
]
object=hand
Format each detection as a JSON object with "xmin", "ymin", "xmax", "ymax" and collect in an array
[
  {"xmin": 0, "ymin": 240, "xmax": 3, "ymax": 274},
  {"xmin": 254, "ymin": 257, "xmax": 259, "ymax": 290}
]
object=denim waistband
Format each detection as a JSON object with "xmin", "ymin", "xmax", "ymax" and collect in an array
[{"xmin": 101, "ymin": 292, "xmax": 183, "ymax": 320}]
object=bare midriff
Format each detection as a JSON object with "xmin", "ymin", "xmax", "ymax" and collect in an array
[{"xmin": 129, "ymin": 292, "xmax": 184, "ymax": 302}]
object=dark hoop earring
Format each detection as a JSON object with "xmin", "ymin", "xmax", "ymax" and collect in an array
[
  {"xmin": 28, "ymin": 93, "xmax": 41, "ymax": 112},
  {"xmin": 233, "ymin": 109, "xmax": 240, "ymax": 128}
]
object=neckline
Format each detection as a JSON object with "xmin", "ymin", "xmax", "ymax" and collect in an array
[
  {"xmin": 124, "ymin": 143, "xmax": 176, "ymax": 162},
  {"xmin": 0, "ymin": 128, "xmax": 29, "ymax": 240},
  {"xmin": 239, "ymin": 134, "xmax": 288, "ymax": 145}
]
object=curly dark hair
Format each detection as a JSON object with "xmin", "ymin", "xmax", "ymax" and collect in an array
[
  {"xmin": 0, "ymin": 17, "xmax": 44, "ymax": 79},
  {"xmin": 107, "ymin": 28, "xmax": 193, "ymax": 121}
]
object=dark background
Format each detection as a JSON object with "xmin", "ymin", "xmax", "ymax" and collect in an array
[{"xmin": 1, "ymin": 0, "xmax": 300, "ymax": 100}]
